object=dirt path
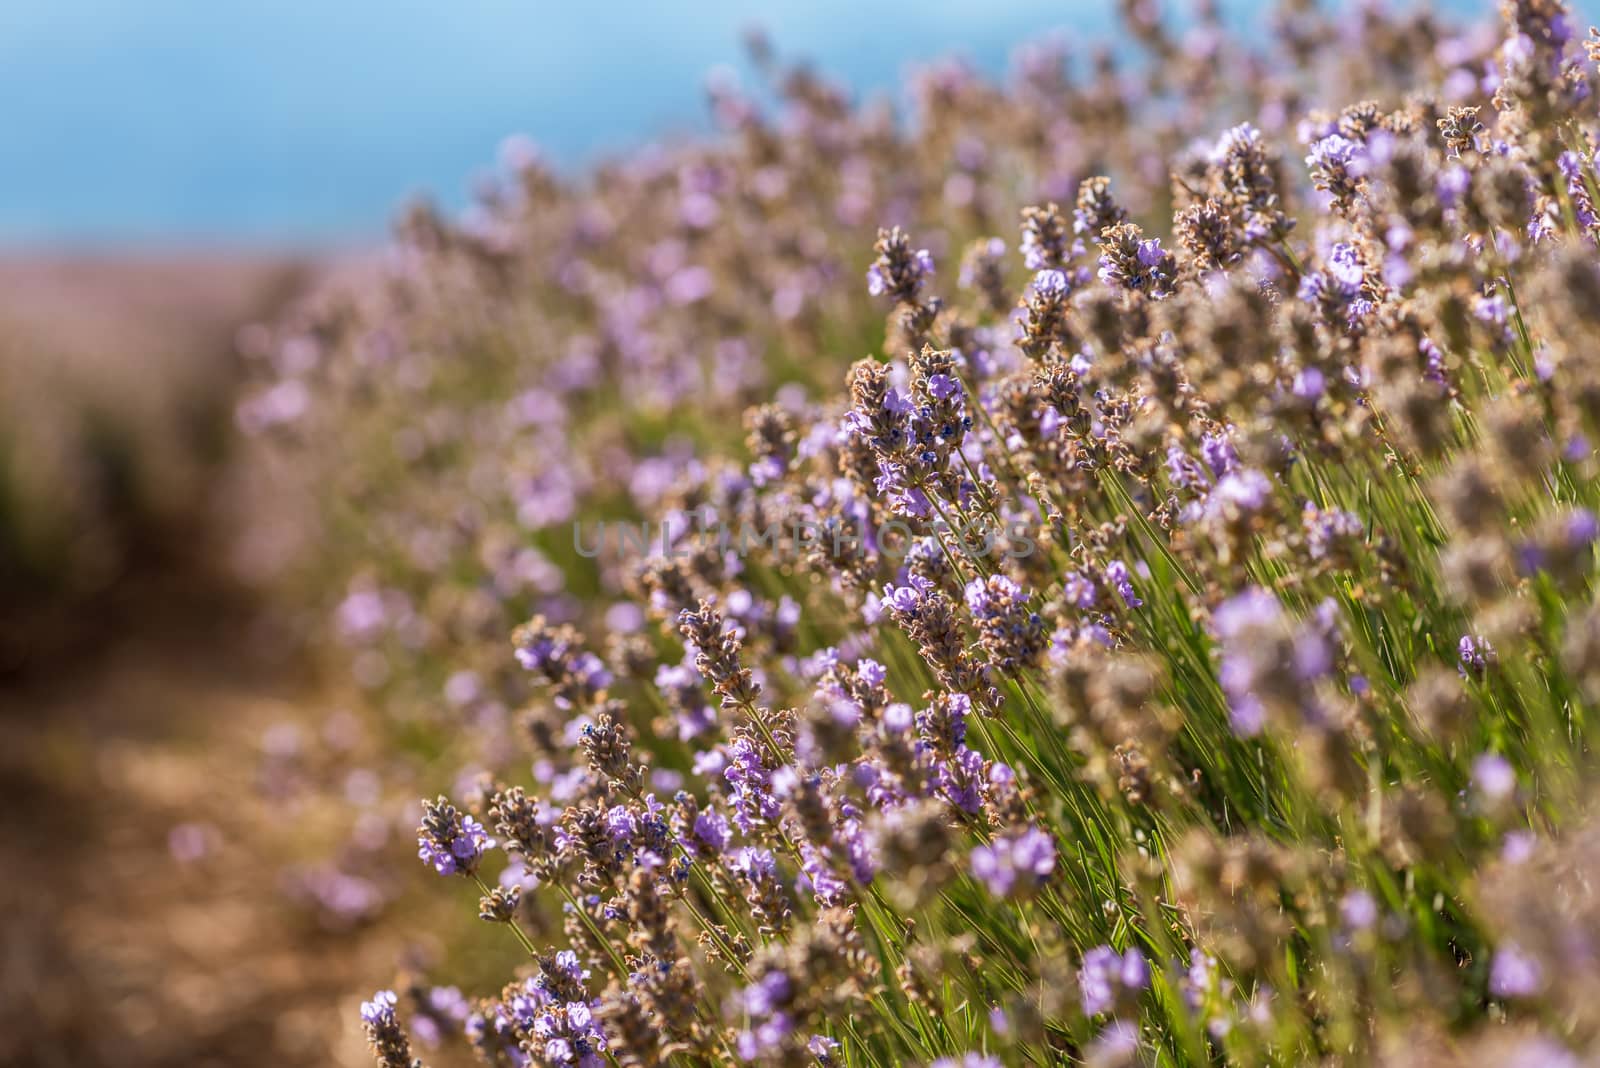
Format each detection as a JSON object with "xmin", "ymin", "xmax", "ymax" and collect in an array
[
  {"xmin": 0, "ymin": 571, "xmax": 397, "ymax": 1067},
  {"xmin": 0, "ymin": 255, "xmax": 400, "ymax": 1068}
]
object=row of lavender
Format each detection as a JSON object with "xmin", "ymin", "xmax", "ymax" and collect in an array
[{"xmin": 248, "ymin": 1, "xmax": 1600, "ymax": 1064}]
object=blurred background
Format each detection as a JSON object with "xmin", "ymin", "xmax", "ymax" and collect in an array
[{"xmin": 0, "ymin": 1, "xmax": 1578, "ymax": 1066}]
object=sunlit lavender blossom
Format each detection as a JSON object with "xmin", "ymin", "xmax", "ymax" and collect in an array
[
  {"xmin": 970, "ymin": 826, "xmax": 1056, "ymax": 897},
  {"xmin": 360, "ymin": 990, "xmax": 416, "ymax": 1068},
  {"xmin": 417, "ymin": 796, "xmax": 492, "ymax": 876},
  {"xmin": 1490, "ymin": 943, "xmax": 1545, "ymax": 998},
  {"xmin": 1080, "ymin": 946, "xmax": 1150, "ymax": 1016}
]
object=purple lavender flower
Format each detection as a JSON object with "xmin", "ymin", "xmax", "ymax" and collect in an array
[
  {"xmin": 1212, "ymin": 587, "xmax": 1332, "ymax": 736},
  {"xmin": 724, "ymin": 736, "xmax": 782, "ymax": 832},
  {"xmin": 1213, "ymin": 588, "xmax": 1282, "ymax": 639},
  {"xmin": 1437, "ymin": 164, "xmax": 1471, "ymax": 205},
  {"xmin": 1104, "ymin": 560, "xmax": 1142, "ymax": 608},
  {"xmin": 692, "ymin": 807, "xmax": 730, "ymax": 854},
  {"xmin": 1167, "ymin": 443, "xmax": 1210, "ymax": 490},
  {"xmin": 1528, "ymin": 204, "xmax": 1558, "ymax": 244},
  {"xmin": 798, "ymin": 842, "xmax": 850, "ymax": 905},
  {"xmin": 409, "ymin": 985, "xmax": 471, "ymax": 1048},
  {"xmin": 1298, "ymin": 242, "xmax": 1372, "ymax": 326},
  {"xmin": 1291, "ymin": 366, "xmax": 1326, "ymax": 399},
  {"xmin": 1419, "ymin": 336, "xmax": 1447, "ymax": 384},
  {"xmin": 361, "ymin": 989, "xmax": 400, "ymax": 1029},
  {"xmin": 1569, "ymin": 509, "xmax": 1600, "ymax": 544},
  {"xmin": 735, "ymin": 967, "xmax": 797, "ymax": 1059},
  {"xmin": 927, "ymin": 373, "xmax": 960, "ymax": 400},
  {"xmin": 513, "ymin": 616, "xmax": 612, "ymax": 708},
  {"xmin": 1489, "ymin": 943, "xmax": 1544, "ymax": 998},
  {"xmin": 360, "ymin": 990, "xmax": 415, "ymax": 1068},
  {"xmin": 1209, "ymin": 469, "xmax": 1274, "ymax": 516},
  {"xmin": 867, "ymin": 227, "xmax": 935, "ymax": 302},
  {"xmin": 1472, "ymin": 292, "xmax": 1512, "ymax": 334},
  {"xmin": 936, "ymin": 745, "xmax": 987, "ymax": 814},
  {"xmin": 1061, "ymin": 570, "xmax": 1098, "ymax": 610},
  {"xmin": 1307, "ymin": 134, "xmax": 1366, "ymax": 209},
  {"xmin": 1472, "ymin": 753, "xmax": 1516, "ymax": 802},
  {"xmin": 808, "ymin": 1034, "xmax": 841, "ymax": 1063},
  {"xmin": 1080, "ymin": 945, "xmax": 1150, "ymax": 1016},
  {"xmin": 1200, "ymin": 433, "xmax": 1238, "ymax": 478},
  {"xmin": 883, "ymin": 574, "xmax": 934, "ymax": 617},
  {"xmin": 742, "ymin": 969, "xmax": 792, "ymax": 1016},
  {"xmin": 1458, "ymin": 633, "xmax": 1494, "ymax": 676},
  {"xmin": 1340, "ymin": 889, "xmax": 1379, "ymax": 930},
  {"xmin": 655, "ymin": 661, "xmax": 716, "ymax": 740},
  {"xmin": 1032, "ymin": 267, "xmax": 1071, "ymax": 297},
  {"xmin": 1097, "ymin": 223, "xmax": 1176, "ymax": 296},
  {"xmin": 1136, "ymin": 239, "xmax": 1167, "ymax": 267},
  {"xmin": 965, "ymin": 574, "xmax": 1048, "ymax": 671},
  {"xmin": 970, "ymin": 826, "xmax": 1056, "ymax": 897},
  {"xmin": 1558, "ymin": 151, "xmax": 1599, "ymax": 233},
  {"xmin": 417, "ymin": 796, "xmax": 492, "ymax": 876},
  {"xmin": 1303, "ymin": 505, "xmax": 1364, "ymax": 560},
  {"xmin": 1306, "ymin": 134, "xmax": 1362, "ymax": 171}
]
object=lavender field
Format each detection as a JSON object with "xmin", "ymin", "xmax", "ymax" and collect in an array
[{"xmin": 10, "ymin": 1, "xmax": 1600, "ymax": 1066}]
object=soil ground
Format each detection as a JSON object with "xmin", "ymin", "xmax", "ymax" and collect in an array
[{"xmin": 0, "ymin": 256, "xmax": 393, "ymax": 1068}]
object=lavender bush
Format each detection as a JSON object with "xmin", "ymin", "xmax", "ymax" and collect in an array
[{"xmin": 249, "ymin": 1, "xmax": 1600, "ymax": 1063}]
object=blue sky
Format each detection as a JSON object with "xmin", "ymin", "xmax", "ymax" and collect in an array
[{"xmin": 0, "ymin": 1, "xmax": 1533, "ymax": 247}]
